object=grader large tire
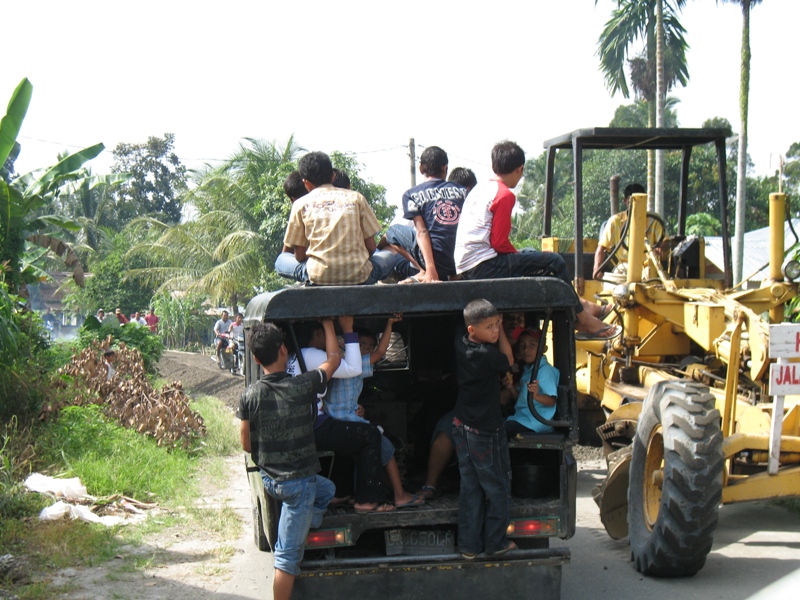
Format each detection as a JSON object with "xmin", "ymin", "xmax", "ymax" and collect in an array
[{"xmin": 628, "ymin": 380, "xmax": 723, "ymax": 577}]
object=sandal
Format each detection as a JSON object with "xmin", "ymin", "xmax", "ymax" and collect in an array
[
  {"xmin": 394, "ymin": 494, "xmax": 425, "ymax": 509},
  {"xmin": 489, "ymin": 541, "xmax": 517, "ymax": 557},
  {"xmin": 354, "ymin": 502, "xmax": 396, "ymax": 515},
  {"xmin": 420, "ymin": 485, "xmax": 437, "ymax": 500},
  {"xmin": 575, "ymin": 324, "xmax": 622, "ymax": 342},
  {"xmin": 599, "ymin": 303, "xmax": 615, "ymax": 320},
  {"xmin": 461, "ymin": 551, "xmax": 478, "ymax": 560}
]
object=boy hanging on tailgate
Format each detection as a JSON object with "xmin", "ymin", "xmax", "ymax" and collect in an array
[{"xmin": 237, "ymin": 320, "xmax": 340, "ymax": 600}]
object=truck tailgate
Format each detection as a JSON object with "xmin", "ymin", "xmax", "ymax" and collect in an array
[{"xmin": 294, "ymin": 547, "xmax": 569, "ymax": 600}]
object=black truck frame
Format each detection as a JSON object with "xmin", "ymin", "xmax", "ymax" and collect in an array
[{"xmin": 242, "ymin": 277, "xmax": 580, "ymax": 599}]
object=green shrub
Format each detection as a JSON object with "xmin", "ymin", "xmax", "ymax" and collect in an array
[{"xmin": 78, "ymin": 319, "xmax": 163, "ymax": 371}]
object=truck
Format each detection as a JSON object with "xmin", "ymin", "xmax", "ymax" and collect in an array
[
  {"xmin": 540, "ymin": 127, "xmax": 800, "ymax": 577},
  {"xmin": 242, "ymin": 278, "xmax": 580, "ymax": 599}
]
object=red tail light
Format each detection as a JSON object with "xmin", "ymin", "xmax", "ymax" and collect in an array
[
  {"xmin": 305, "ymin": 528, "xmax": 352, "ymax": 548},
  {"xmin": 508, "ymin": 517, "xmax": 558, "ymax": 537}
]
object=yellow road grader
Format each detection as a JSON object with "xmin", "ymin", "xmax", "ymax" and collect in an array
[{"xmin": 540, "ymin": 128, "xmax": 800, "ymax": 577}]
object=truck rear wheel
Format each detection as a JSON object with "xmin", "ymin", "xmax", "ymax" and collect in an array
[
  {"xmin": 628, "ymin": 380, "xmax": 723, "ymax": 577},
  {"xmin": 253, "ymin": 500, "xmax": 269, "ymax": 551}
]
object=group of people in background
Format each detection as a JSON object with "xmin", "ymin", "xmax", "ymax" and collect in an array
[{"xmin": 95, "ymin": 307, "xmax": 159, "ymax": 333}]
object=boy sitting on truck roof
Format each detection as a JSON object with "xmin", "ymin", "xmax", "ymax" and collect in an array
[
  {"xmin": 453, "ymin": 299, "xmax": 516, "ymax": 559},
  {"xmin": 275, "ymin": 151, "xmax": 395, "ymax": 286},
  {"xmin": 378, "ymin": 146, "xmax": 468, "ymax": 283},
  {"xmin": 453, "ymin": 141, "xmax": 619, "ymax": 341},
  {"xmin": 237, "ymin": 321, "xmax": 339, "ymax": 600}
]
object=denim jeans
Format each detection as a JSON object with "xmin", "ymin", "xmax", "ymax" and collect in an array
[
  {"xmin": 461, "ymin": 248, "xmax": 570, "ymax": 283},
  {"xmin": 460, "ymin": 249, "xmax": 582, "ymax": 313},
  {"xmin": 261, "ymin": 472, "xmax": 335, "ymax": 576},
  {"xmin": 452, "ymin": 419, "xmax": 512, "ymax": 555},
  {"xmin": 385, "ymin": 224, "xmax": 421, "ymax": 279},
  {"xmin": 274, "ymin": 250, "xmax": 395, "ymax": 285}
]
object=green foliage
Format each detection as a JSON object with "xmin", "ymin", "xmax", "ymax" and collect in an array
[
  {"xmin": 0, "ymin": 79, "xmax": 102, "ymax": 293},
  {"xmin": 77, "ymin": 321, "xmax": 163, "ymax": 371},
  {"xmin": 152, "ymin": 290, "xmax": 212, "ymax": 350},
  {"xmin": 516, "ymin": 114, "xmax": 746, "ymax": 243},
  {"xmin": 0, "ymin": 417, "xmax": 49, "ymax": 526},
  {"xmin": 190, "ymin": 396, "xmax": 240, "ymax": 456},
  {"xmin": 330, "ymin": 151, "xmax": 396, "ymax": 227},
  {"xmin": 111, "ymin": 133, "xmax": 187, "ymax": 225},
  {"xmin": 67, "ymin": 232, "xmax": 156, "ymax": 317},
  {"xmin": 0, "ymin": 285, "xmax": 54, "ymax": 421},
  {"xmin": 686, "ymin": 213, "xmax": 721, "ymax": 236},
  {"xmin": 609, "ymin": 97, "xmax": 680, "ymax": 128},
  {"xmin": 41, "ymin": 404, "xmax": 192, "ymax": 499},
  {"xmin": 596, "ymin": 0, "xmax": 689, "ymax": 101}
]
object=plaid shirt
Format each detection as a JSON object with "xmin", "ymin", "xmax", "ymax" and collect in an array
[
  {"xmin": 283, "ymin": 184, "xmax": 382, "ymax": 285},
  {"xmin": 323, "ymin": 354, "xmax": 373, "ymax": 423}
]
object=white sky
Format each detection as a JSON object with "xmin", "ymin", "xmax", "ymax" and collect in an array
[{"xmin": 3, "ymin": 0, "xmax": 798, "ymax": 216}]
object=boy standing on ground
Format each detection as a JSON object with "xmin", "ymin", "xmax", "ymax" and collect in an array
[
  {"xmin": 237, "ymin": 321, "xmax": 340, "ymax": 600},
  {"xmin": 453, "ymin": 299, "xmax": 516, "ymax": 559}
]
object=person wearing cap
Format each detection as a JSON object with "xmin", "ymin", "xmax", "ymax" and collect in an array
[
  {"xmin": 503, "ymin": 326, "xmax": 560, "ymax": 435},
  {"xmin": 114, "ymin": 308, "xmax": 129, "ymax": 325}
]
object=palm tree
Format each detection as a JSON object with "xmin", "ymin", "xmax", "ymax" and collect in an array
[
  {"xmin": 596, "ymin": 0, "xmax": 689, "ymax": 212},
  {"xmin": 126, "ymin": 138, "xmax": 305, "ymax": 311},
  {"xmin": 719, "ymin": 0, "xmax": 763, "ymax": 285}
]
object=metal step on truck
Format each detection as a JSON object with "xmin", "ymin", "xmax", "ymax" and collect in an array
[{"xmin": 241, "ymin": 277, "xmax": 580, "ymax": 599}]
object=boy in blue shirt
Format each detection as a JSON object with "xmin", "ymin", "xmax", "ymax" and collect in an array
[
  {"xmin": 453, "ymin": 298, "xmax": 516, "ymax": 559},
  {"xmin": 503, "ymin": 327, "xmax": 560, "ymax": 435}
]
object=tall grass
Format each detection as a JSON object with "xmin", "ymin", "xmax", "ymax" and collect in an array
[{"xmin": 41, "ymin": 405, "xmax": 193, "ymax": 500}]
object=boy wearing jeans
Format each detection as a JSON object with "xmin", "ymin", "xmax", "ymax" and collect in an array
[
  {"xmin": 237, "ymin": 320, "xmax": 341, "ymax": 600},
  {"xmin": 453, "ymin": 299, "xmax": 516, "ymax": 559}
]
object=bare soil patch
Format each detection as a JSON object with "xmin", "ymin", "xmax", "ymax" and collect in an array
[{"xmin": 157, "ymin": 350, "xmax": 245, "ymax": 409}]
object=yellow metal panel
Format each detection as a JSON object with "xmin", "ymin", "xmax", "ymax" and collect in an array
[
  {"xmin": 637, "ymin": 319, "xmax": 691, "ymax": 356},
  {"xmin": 723, "ymin": 432, "xmax": 800, "ymax": 456},
  {"xmin": 722, "ymin": 465, "xmax": 800, "ymax": 503},
  {"xmin": 683, "ymin": 303, "xmax": 726, "ymax": 350},
  {"xmin": 736, "ymin": 405, "xmax": 772, "ymax": 435}
]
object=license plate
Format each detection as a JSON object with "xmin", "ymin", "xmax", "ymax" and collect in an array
[{"xmin": 384, "ymin": 529, "xmax": 455, "ymax": 556}]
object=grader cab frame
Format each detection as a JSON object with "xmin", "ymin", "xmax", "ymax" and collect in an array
[{"xmin": 540, "ymin": 127, "xmax": 800, "ymax": 577}]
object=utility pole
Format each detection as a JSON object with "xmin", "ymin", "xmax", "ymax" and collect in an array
[{"xmin": 409, "ymin": 138, "xmax": 417, "ymax": 188}]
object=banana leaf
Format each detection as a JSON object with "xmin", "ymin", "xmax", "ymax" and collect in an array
[
  {"xmin": 23, "ymin": 143, "xmax": 105, "ymax": 198},
  {"xmin": 0, "ymin": 78, "xmax": 32, "ymax": 168}
]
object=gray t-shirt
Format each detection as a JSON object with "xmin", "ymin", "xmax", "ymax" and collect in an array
[{"xmin": 236, "ymin": 369, "xmax": 327, "ymax": 481}]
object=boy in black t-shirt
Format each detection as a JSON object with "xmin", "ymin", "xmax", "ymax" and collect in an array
[
  {"xmin": 237, "ymin": 320, "xmax": 341, "ymax": 600},
  {"xmin": 452, "ymin": 299, "xmax": 516, "ymax": 559}
]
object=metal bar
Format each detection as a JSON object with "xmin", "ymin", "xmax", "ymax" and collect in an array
[
  {"xmin": 678, "ymin": 146, "xmax": 692, "ymax": 237},
  {"xmin": 544, "ymin": 146, "xmax": 555, "ymax": 237},
  {"xmin": 769, "ymin": 357, "xmax": 787, "ymax": 475},
  {"xmin": 716, "ymin": 138, "xmax": 732, "ymax": 289},
  {"xmin": 572, "ymin": 137, "xmax": 583, "ymax": 288}
]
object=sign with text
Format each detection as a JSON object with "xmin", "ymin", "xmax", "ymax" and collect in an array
[
  {"xmin": 769, "ymin": 362, "xmax": 800, "ymax": 396},
  {"xmin": 768, "ymin": 323, "xmax": 800, "ymax": 358},
  {"xmin": 769, "ymin": 324, "xmax": 800, "ymax": 395}
]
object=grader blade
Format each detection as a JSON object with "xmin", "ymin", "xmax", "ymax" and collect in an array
[{"xmin": 592, "ymin": 445, "xmax": 632, "ymax": 540}]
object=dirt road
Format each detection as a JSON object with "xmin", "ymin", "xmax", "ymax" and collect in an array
[{"xmin": 157, "ymin": 350, "xmax": 245, "ymax": 409}]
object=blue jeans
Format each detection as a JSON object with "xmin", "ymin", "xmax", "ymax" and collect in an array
[
  {"xmin": 460, "ymin": 249, "xmax": 582, "ymax": 313},
  {"xmin": 261, "ymin": 473, "xmax": 335, "ymax": 576},
  {"xmin": 385, "ymin": 224, "xmax": 421, "ymax": 279},
  {"xmin": 452, "ymin": 419, "xmax": 512, "ymax": 555},
  {"xmin": 384, "ymin": 224, "xmax": 456, "ymax": 280},
  {"xmin": 274, "ymin": 250, "xmax": 395, "ymax": 285}
]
